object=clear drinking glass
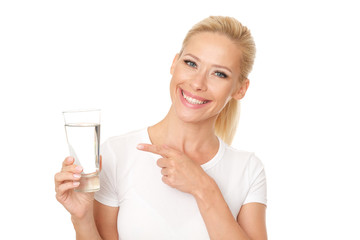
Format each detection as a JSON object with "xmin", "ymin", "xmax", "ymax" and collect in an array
[{"xmin": 63, "ymin": 109, "xmax": 101, "ymax": 192}]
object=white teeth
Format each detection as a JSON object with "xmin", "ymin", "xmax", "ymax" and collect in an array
[{"xmin": 182, "ymin": 91, "xmax": 207, "ymax": 105}]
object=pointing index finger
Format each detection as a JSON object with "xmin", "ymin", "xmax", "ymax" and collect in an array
[{"xmin": 137, "ymin": 143, "xmax": 169, "ymax": 157}]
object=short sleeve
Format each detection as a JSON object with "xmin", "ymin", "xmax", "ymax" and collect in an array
[
  {"xmin": 243, "ymin": 154, "xmax": 267, "ymax": 206},
  {"xmin": 94, "ymin": 140, "xmax": 119, "ymax": 207}
]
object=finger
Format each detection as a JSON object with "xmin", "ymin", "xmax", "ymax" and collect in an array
[
  {"xmin": 160, "ymin": 167, "xmax": 171, "ymax": 176},
  {"xmin": 156, "ymin": 158, "xmax": 168, "ymax": 168},
  {"xmin": 137, "ymin": 144, "xmax": 170, "ymax": 157},
  {"xmin": 61, "ymin": 164, "xmax": 83, "ymax": 174},
  {"xmin": 57, "ymin": 181, "xmax": 80, "ymax": 196},
  {"xmin": 161, "ymin": 175, "xmax": 173, "ymax": 187},
  {"xmin": 62, "ymin": 156, "xmax": 74, "ymax": 168},
  {"xmin": 55, "ymin": 171, "xmax": 81, "ymax": 187}
]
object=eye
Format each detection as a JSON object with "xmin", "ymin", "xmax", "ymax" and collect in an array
[
  {"xmin": 215, "ymin": 71, "xmax": 227, "ymax": 78},
  {"xmin": 184, "ymin": 60, "xmax": 197, "ymax": 68}
]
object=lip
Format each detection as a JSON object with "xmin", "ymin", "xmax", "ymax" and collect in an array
[
  {"xmin": 181, "ymin": 89, "xmax": 209, "ymax": 102},
  {"xmin": 179, "ymin": 88, "xmax": 211, "ymax": 109}
]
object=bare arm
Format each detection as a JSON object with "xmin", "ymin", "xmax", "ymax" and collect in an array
[
  {"xmin": 94, "ymin": 200, "xmax": 119, "ymax": 240},
  {"xmin": 237, "ymin": 203, "xmax": 267, "ymax": 240},
  {"xmin": 71, "ymin": 200, "xmax": 118, "ymax": 240},
  {"xmin": 71, "ymin": 208, "xmax": 102, "ymax": 240},
  {"xmin": 194, "ymin": 176, "xmax": 267, "ymax": 240}
]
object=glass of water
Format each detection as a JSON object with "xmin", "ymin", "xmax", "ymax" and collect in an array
[{"xmin": 63, "ymin": 109, "xmax": 101, "ymax": 192}]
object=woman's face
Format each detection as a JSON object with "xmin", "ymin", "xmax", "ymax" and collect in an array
[{"xmin": 169, "ymin": 32, "xmax": 248, "ymax": 124}]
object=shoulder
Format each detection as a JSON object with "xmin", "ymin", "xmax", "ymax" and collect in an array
[
  {"xmin": 222, "ymin": 143, "xmax": 265, "ymax": 175},
  {"xmin": 224, "ymin": 144, "xmax": 263, "ymax": 164}
]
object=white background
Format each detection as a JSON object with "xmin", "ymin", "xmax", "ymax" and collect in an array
[{"xmin": 1, "ymin": 0, "xmax": 359, "ymax": 239}]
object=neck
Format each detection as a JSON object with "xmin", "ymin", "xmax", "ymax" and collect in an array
[{"xmin": 148, "ymin": 106, "xmax": 219, "ymax": 157}]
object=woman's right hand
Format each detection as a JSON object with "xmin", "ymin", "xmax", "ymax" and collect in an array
[{"xmin": 55, "ymin": 156, "xmax": 95, "ymax": 220}]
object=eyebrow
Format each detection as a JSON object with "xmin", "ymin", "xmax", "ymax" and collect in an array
[{"xmin": 184, "ymin": 53, "xmax": 233, "ymax": 73}]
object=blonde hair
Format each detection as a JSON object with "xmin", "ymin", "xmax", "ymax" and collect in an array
[{"xmin": 179, "ymin": 16, "xmax": 256, "ymax": 145}]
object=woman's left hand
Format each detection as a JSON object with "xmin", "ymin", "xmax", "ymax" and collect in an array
[{"xmin": 137, "ymin": 143, "xmax": 211, "ymax": 195}]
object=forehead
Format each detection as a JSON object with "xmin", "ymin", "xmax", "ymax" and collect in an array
[{"xmin": 183, "ymin": 32, "xmax": 242, "ymax": 70}]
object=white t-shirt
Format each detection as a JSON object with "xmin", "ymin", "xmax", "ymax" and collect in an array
[{"xmin": 94, "ymin": 128, "xmax": 267, "ymax": 240}]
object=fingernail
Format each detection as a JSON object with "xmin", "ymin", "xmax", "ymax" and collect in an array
[
  {"xmin": 137, "ymin": 144, "xmax": 144, "ymax": 150},
  {"xmin": 73, "ymin": 174, "xmax": 81, "ymax": 179},
  {"xmin": 67, "ymin": 157, "xmax": 73, "ymax": 162},
  {"xmin": 73, "ymin": 181, "xmax": 80, "ymax": 186},
  {"xmin": 75, "ymin": 166, "xmax": 83, "ymax": 172}
]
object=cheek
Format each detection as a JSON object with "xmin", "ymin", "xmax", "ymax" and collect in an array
[
  {"xmin": 169, "ymin": 70, "xmax": 190, "ymax": 97},
  {"xmin": 169, "ymin": 78, "xmax": 176, "ymax": 99},
  {"xmin": 210, "ymin": 83, "xmax": 233, "ymax": 101},
  {"xmin": 172, "ymin": 64, "xmax": 195, "ymax": 83},
  {"xmin": 169, "ymin": 74, "xmax": 181, "ymax": 102}
]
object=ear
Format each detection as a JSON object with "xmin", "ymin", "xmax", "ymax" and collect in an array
[
  {"xmin": 170, "ymin": 53, "xmax": 180, "ymax": 75},
  {"xmin": 232, "ymin": 79, "xmax": 250, "ymax": 100}
]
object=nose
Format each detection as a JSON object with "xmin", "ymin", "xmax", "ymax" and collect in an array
[{"xmin": 190, "ymin": 70, "xmax": 208, "ymax": 92}]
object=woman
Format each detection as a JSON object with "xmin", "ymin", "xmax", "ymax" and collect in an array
[{"xmin": 55, "ymin": 16, "xmax": 267, "ymax": 240}]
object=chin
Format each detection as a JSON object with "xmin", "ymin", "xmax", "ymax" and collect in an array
[
  {"xmin": 174, "ymin": 106, "xmax": 219, "ymax": 125},
  {"xmin": 174, "ymin": 109, "xmax": 199, "ymax": 123}
]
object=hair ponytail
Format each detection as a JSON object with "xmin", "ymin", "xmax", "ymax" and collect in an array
[{"xmin": 215, "ymin": 98, "xmax": 240, "ymax": 145}]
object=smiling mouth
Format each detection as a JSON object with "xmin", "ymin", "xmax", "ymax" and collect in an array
[{"xmin": 181, "ymin": 90, "xmax": 210, "ymax": 105}]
